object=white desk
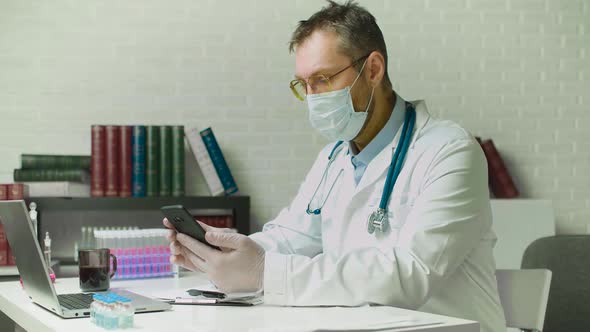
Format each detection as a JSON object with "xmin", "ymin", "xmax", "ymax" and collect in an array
[{"xmin": 0, "ymin": 273, "xmax": 479, "ymax": 332}]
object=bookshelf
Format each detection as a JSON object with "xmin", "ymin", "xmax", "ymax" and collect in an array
[{"xmin": 28, "ymin": 196, "xmax": 250, "ymax": 264}]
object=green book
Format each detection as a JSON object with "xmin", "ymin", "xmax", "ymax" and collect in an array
[
  {"xmin": 159, "ymin": 126, "xmax": 172, "ymax": 196},
  {"xmin": 171, "ymin": 125, "xmax": 185, "ymax": 197},
  {"xmin": 14, "ymin": 169, "xmax": 90, "ymax": 183},
  {"xmin": 21, "ymin": 154, "xmax": 91, "ymax": 169},
  {"xmin": 146, "ymin": 126, "xmax": 160, "ymax": 197}
]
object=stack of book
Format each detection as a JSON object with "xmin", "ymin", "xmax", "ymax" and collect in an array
[
  {"xmin": 12, "ymin": 154, "xmax": 91, "ymax": 197},
  {"xmin": 0, "ymin": 183, "xmax": 28, "ymax": 266},
  {"xmin": 185, "ymin": 127, "xmax": 238, "ymax": 196},
  {"xmin": 475, "ymin": 137, "xmax": 519, "ymax": 198},
  {"xmin": 91, "ymin": 125, "xmax": 185, "ymax": 197}
]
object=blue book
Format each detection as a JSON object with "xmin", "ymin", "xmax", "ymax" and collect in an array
[
  {"xmin": 200, "ymin": 128, "xmax": 238, "ymax": 195},
  {"xmin": 132, "ymin": 126, "xmax": 147, "ymax": 197}
]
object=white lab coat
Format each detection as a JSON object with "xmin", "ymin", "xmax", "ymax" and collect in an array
[{"xmin": 250, "ymin": 100, "xmax": 506, "ymax": 332}]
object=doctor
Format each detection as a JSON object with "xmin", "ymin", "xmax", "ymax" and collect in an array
[{"xmin": 165, "ymin": 1, "xmax": 506, "ymax": 331}]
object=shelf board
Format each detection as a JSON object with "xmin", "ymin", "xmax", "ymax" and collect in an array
[
  {"xmin": 0, "ymin": 265, "xmax": 18, "ymax": 276},
  {"xmin": 27, "ymin": 195, "xmax": 250, "ymax": 211}
]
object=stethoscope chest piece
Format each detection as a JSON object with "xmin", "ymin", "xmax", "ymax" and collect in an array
[{"xmin": 367, "ymin": 208, "xmax": 389, "ymax": 234}]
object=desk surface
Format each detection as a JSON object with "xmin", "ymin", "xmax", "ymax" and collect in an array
[{"xmin": 0, "ymin": 273, "xmax": 479, "ymax": 332}]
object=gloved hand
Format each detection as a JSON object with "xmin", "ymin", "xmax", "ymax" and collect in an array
[
  {"xmin": 163, "ymin": 218, "xmax": 235, "ymax": 272},
  {"xmin": 175, "ymin": 231, "xmax": 265, "ymax": 293}
]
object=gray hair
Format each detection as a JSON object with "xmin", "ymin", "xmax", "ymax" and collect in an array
[{"xmin": 289, "ymin": 0, "xmax": 391, "ymax": 85}]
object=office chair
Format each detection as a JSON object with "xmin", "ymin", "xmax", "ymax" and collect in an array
[
  {"xmin": 496, "ymin": 269, "xmax": 551, "ymax": 332},
  {"xmin": 521, "ymin": 235, "xmax": 590, "ymax": 332}
]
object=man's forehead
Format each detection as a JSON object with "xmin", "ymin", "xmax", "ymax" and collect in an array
[{"xmin": 294, "ymin": 30, "xmax": 349, "ymax": 78}]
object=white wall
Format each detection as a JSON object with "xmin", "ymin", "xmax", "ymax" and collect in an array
[{"xmin": 0, "ymin": 0, "xmax": 587, "ymax": 233}]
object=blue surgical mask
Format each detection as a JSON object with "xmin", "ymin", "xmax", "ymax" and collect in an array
[{"xmin": 307, "ymin": 59, "xmax": 374, "ymax": 142}]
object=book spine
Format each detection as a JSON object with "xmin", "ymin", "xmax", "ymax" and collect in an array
[
  {"xmin": 159, "ymin": 126, "xmax": 172, "ymax": 196},
  {"xmin": 0, "ymin": 184, "xmax": 7, "ymax": 200},
  {"xmin": 13, "ymin": 169, "xmax": 89, "ymax": 182},
  {"xmin": 0, "ymin": 224, "xmax": 7, "ymax": 266},
  {"xmin": 171, "ymin": 125, "xmax": 185, "ymax": 197},
  {"xmin": 0, "ymin": 185, "xmax": 7, "ymax": 266},
  {"xmin": 105, "ymin": 126, "xmax": 121, "ymax": 197},
  {"xmin": 0, "ymin": 184, "xmax": 14, "ymax": 266},
  {"xmin": 91, "ymin": 125, "xmax": 106, "ymax": 196},
  {"xmin": 7, "ymin": 183, "xmax": 28, "ymax": 199},
  {"xmin": 146, "ymin": 126, "xmax": 160, "ymax": 197},
  {"xmin": 21, "ymin": 154, "xmax": 91, "ymax": 169},
  {"xmin": 480, "ymin": 139, "xmax": 519, "ymax": 198},
  {"xmin": 119, "ymin": 126, "xmax": 133, "ymax": 197},
  {"xmin": 200, "ymin": 128, "xmax": 239, "ymax": 195},
  {"xmin": 196, "ymin": 216, "xmax": 211, "ymax": 228},
  {"xmin": 224, "ymin": 215, "xmax": 234, "ymax": 228},
  {"xmin": 185, "ymin": 127, "xmax": 225, "ymax": 196},
  {"xmin": 132, "ymin": 126, "xmax": 147, "ymax": 197},
  {"xmin": 7, "ymin": 244, "xmax": 15, "ymax": 265}
]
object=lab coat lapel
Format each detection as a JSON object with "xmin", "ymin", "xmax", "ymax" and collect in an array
[{"xmin": 353, "ymin": 100, "xmax": 431, "ymax": 196}]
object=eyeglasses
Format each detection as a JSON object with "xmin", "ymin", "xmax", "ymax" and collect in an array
[{"xmin": 289, "ymin": 53, "xmax": 371, "ymax": 101}]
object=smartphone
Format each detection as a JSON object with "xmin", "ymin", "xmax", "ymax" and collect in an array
[{"xmin": 161, "ymin": 205, "xmax": 219, "ymax": 250}]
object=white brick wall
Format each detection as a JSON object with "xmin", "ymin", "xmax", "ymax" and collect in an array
[{"xmin": 0, "ymin": 0, "xmax": 587, "ymax": 233}]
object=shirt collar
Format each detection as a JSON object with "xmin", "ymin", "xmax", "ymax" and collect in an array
[{"xmin": 351, "ymin": 92, "xmax": 406, "ymax": 167}]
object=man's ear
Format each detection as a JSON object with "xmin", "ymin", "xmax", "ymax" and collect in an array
[{"xmin": 365, "ymin": 51, "xmax": 386, "ymax": 88}]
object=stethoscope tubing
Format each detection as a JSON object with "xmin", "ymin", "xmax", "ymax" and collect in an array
[
  {"xmin": 379, "ymin": 104, "xmax": 416, "ymax": 210},
  {"xmin": 306, "ymin": 102, "xmax": 416, "ymax": 217}
]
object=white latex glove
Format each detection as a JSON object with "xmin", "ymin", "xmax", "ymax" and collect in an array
[
  {"xmin": 163, "ymin": 218, "xmax": 235, "ymax": 272},
  {"xmin": 175, "ymin": 231, "xmax": 265, "ymax": 293}
]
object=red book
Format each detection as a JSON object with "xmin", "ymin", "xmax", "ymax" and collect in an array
[
  {"xmin": 105, "ymin": 125, "xmax": 121, "ymax": 197},
  {"xmin": 0, "ymin": 184, "xmax": 7, "ymax": 200},
  {"xmin": 91, "ymin": 125, "xmax": 106, "ymax": 197},
  {"xmin": 7, "ymin": 245, "xmax": 15, "ymax": 265},
  {"xmin": 0, "ymin": 224, "xmax": 7, "ymax": 266},
  {"xmin": 8, "ymin": 183, "xmax": 28, "ymax": 200},
  {"xmin": 225, "ymin": 215, "xmax": 234, "ymax": 228},
  {"xmin": 119, "ymin": 126, "xmax": 133, "ymax": 197},
  {"xmin": 480, "ymin": 140, "xmax": 519, "ymax": 198}
]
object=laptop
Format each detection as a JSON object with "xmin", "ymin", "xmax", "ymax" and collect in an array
[{"xmin": 0, "ymin": 200, "xmax": 171, "ymax": 318}]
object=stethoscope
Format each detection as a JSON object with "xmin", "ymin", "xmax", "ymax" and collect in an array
[{"xmin": 306, "ymin": 102, "xmax": 416, "ymax": 235}]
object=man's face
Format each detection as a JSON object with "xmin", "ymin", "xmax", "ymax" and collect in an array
[{"xmin": 294, "ymin": 29, "xmax": 372, "ymax": 113}]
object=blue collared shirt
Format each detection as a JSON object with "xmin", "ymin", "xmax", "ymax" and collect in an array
[{"xmin": 351, "ymin": 93, "xmax": 406, "ymax": 185}]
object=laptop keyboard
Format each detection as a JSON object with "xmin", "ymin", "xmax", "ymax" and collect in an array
[{"xmin": 57, "ymin": 293, "xmax": 94, "ymax": 310}]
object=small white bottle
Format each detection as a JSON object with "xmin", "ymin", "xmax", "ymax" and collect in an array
[
  {"xmin": 93, "ymin": 295, "xmax": 105, "ymax": 328},
  {"xmin": 28, "ymin": 202, "xmax": 38, "ymax": 238},
  {"xmin": 103, "ymin": 297, "xmax": 117, "ymax": 330},
  {"xmin": 120, "ymin": 296, "xmax": 134, "ymax": 328},
  {"xmin": 90, "ymin": 294, "xmax": 101, "ymax": 324},
  {"xmin": 44, "ymin": 232, "xmax": 56, "ymax": 282}
]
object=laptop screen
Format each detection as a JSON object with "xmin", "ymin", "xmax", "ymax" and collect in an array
[{"xmin": 0, "ymin": 200, "xmax": 63, "ymax": 315}]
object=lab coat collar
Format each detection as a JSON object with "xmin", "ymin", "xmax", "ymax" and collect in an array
[{"xmin": 353, "ymin": 99, "xmax": 431, "ymax": 196}]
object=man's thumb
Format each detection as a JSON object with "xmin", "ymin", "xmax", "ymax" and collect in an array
[{"xmin": 205, "ymin": 232, "xmax": 242, "ymax": 249}]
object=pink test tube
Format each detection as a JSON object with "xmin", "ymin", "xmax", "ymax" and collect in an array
[
  {"xmin": 137, "ymin": 247, "xmax": 144, "ymax": 278},
  {"xmin": 153, "ymin": 245, "xmax": 160, "ymax": 276},
  {"xmin": 116, "ymin": 248, "xmax": 124, "ymax": 279},
  {"xmin": 164, "ymin": 246, "xmax": 171, "ymax": 274},
  {"xmin": 130, "ymin": 248, "xmax": 137, "ymax": 279},
  {"xmin": 123, "ymin": 248, "xmax": 131, "ymax": 279},
  {"xmin": 145, "ymin": 246, "xmax": 152, "ymax": 277}
]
